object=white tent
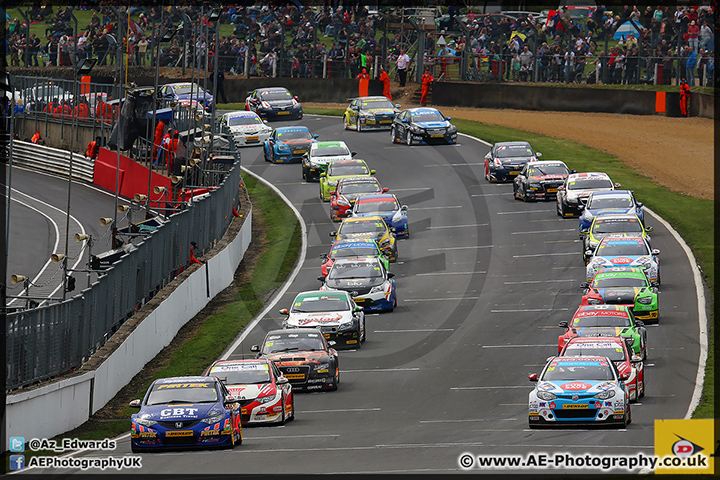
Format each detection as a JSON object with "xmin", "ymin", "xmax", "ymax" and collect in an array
[{"xmin": 613, "ymin": 20, "xmax": 645, "ymax": 40}]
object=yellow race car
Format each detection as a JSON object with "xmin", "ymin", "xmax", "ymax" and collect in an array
[
  {"xmin": 330, "ymin": 216, "xmax": 398, "ymax": 262},
  {"xmin": 343, "ymin": 96, "xmax": 400, "ymax": 131}
]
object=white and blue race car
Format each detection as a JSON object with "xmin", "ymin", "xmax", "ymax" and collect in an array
[
  {"xmin": 579, "ymin": 190, "xmax": 646, "ymax": 232},
  {"xmin": 219, "ymin": 111, "xmax": 272, "ymax": 147},
  {"xmin": 390, "ymin": 107, "xmax": 457, "ymax": 145},
  {"xmin": 528, "ymin": 356, "xmax": 631, "ymax": 428}
]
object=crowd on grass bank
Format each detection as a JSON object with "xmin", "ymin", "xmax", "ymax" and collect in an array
[{"xmin": 3, "ymin": 3, "xmax": 715, "ymax": 87}]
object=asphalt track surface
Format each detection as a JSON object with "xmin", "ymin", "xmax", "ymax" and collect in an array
[{"xmin": 17, "ymin": 114, "xmax": 702, "ymax": 475}]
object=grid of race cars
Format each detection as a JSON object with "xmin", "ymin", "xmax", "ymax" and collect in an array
[{"xmin": 130, "ymin": 93, "xmax": 661, "ymax": 452}]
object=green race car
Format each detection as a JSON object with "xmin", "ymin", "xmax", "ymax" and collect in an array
[
  {"xmin": 581, "ymin": 267, "xmax": 659, "ymax": 324},
  {"xmin": 319, "ymin": 159, "xmax": 376, "ymax": 202}
]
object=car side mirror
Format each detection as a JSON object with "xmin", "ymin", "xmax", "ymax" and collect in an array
[
  {"xmin": 528, "ymin": 373, "xmax": 538, "ymax": 382},
  {"xmin": 370, "ymin": 169, "xmax": 376, "ymax": 175},
  {"xmin": 330, "ymin": 190, "xmax": 336, "ymax": 196},
  {"xmin": 320, "ymin": 173, "xmax": 326, "ymax": 178},
  {"xmin": 320, "ymin": 253, "xmax": 328, "ymax": 260},
  {"xmin": 402, "ymin": 118, "xmax": 408, "ymax": 123},
  {"xmin": 354, "ymin": 305, "xmax": 363, "ymax": 312},
  {"xmin": 387, "ymin": 272, "xmax": 395, "ymax": 278},
  {"xmin": 570, "ymin": 169, "xmax": 577, "ymax": 173},
  {"xmin": 382, "ymin": 187, "xmax": 389, "ymax": 192},
  {"xmin": 634, "ymin": 320, "xmax": 645, "ymax": 327},
  {"xmin": 351, "ymin": 151, "xmax": 357, "ymax": 157},
  {"xmin": 446, "ymin": 116, "xmax": 452, "ymax": 120},
  {"xmin": 558, "ymin": 321, "xmax": 569, "ymax": 329},
  {"xmin": 536, "ymin": 152, "xmax": 542, "ymax": 157},
  {"xmin": 614, "ymin": 183, "xmax": 622, "ymax": 187},
  {"xmin": 401, "ymin": 205, "xmax": 408, "ymax": 211},
  {"xmin": 277, "ymin": 376, "xmax": 289, "ymax": 384},
  {"xmin": 577, "ymin": 205, "xmax": 585, "ymax": 210},
  {"xmin": 313, "ymin": 134, "xmax": 319, "ymax": 139},
  {"xmin": 395, "ymin": 104, "xmax": 401, "ymax": 108},
  {"xmin": 279, "ymin": 308, "xmax": 289, "ymax": 315},
  {"xmin": 390, "ymin": 226, "xmax": 396, "ymax": 232},
  {"xmin": 584, "ymin": 249, "xmax": 593, "ymax": 257},
  {"xmin": 636, "ymin": 201, "xmax": 643, "ymax": 208},
  {"xmin": 294, "ymin": 96, "xmax": 299, "ymax": 100},
  {"xmin": 650, "ymin": 281, "xmax": 659, "ymax": 288},
  {"xmin": 631, "ymin": 354, "xmax": 643, "ymax": 363},
  {"xmin": 129, "ymin": 399, "xmax": 141, "ymax": 408},
  {"xmin": 580, "ymin": 282, "xmax": 589, "ymax": 288},
  {"xmin": 224, "ymin": 394, "xmax": 237, "ymax": 404},
  {"xmin": 619, "ymin": 372, "xmax": 630, "ymax": 381},
  {"xmin": 328, "ymin": 340, "xmax": 337, "ymax": 346},
  {"xmin": 651, "ymin": 249, "xmax": 660, "ymax": 256},
  {"xmin": 250, "ymin": 345, "xmax": 260, "ymax": 352},
  {"xmin": 645, "ymin": 226, "xmax": 653, "ymax": 232},
  {"xmin": 330, "ymin": 231, "xmax": 337, "ymax": 236},
  {"xmin": 557, "ymin": 185, "xmax": 564, "ymax": 191},
  {"xmin": 317, "ymin": 275, "xmax": 326, "ymax": 282}
]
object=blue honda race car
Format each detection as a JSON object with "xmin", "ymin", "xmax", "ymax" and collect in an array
[
  {"xmin": 160, "ymin": 82, "xmax": 214, "ymax": 112},
  {"xmin": 579, "ymin": 190, "xmax": 645, "ymax": 232},
  {"xmin": 263, "ymin": 126, "xmax": 318, "ymax": 163},
  {"xmin": 390, "ymin": 107, "xmax": 457, "ymax": 145},
  {"xmin": 130, "ymin": 376, "xmax": 242, "ymax": 452},
  {"xmin": 350, "ymin": 193, "xmax": 409, "ymax": 238},
  {"xmin": 528, "ymin": 356, "xmax": 631, "ymax": 428}
]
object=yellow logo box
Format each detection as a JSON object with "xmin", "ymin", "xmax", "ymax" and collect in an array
[{"xmin": 655, "ymin": 419, "xmax": 715, "ymax": 475}]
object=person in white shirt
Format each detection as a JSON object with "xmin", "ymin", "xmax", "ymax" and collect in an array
[{"xmin": 395, "ymin": 49, "xmax": 410, "ymax": 86}]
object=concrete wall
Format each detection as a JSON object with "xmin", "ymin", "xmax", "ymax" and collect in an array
[
  {"xmin": 431, "ymin": 82, "xmax": 714, "ymax": 118},
  {"xmin": 5, "ymin": 207, "xmax": 252, "ymax": 449}
]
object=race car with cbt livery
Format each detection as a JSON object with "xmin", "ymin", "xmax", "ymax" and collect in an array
[
  {"xmin": 252, "ymin": 328, "xmax": 340, "ymax": 391},
  {"xmin": 578, "ymin": 190, "xmax": 646, "ymax": 232},
  {"xmin": 129, "ymin": 376, "xmax": 242, "ymax": 452}
]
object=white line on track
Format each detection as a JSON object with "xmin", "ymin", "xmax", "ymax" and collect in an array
[
  {"xmin": 420, "ymin": 418, "xmax": 518, "ymax": 423},
  {"xmin": 427, "ymin": 245, "xmax": 493, "ymax": 251},
  {"xmin": 411, "ymin": 205, "xmax": 463, "ymax": 210},
  {"xmin": 497, "ymin": 210, "xmax": 550, "ymax": 214},
  {"xmin": 471, "ymin": 193, "xmax": 512, "ymax": 197},
  {"xmin": 343, "ymin": 368, "xmax": 420, "ymax": 372},
  {"xmin": 374, "ymin": 329, "xmax": 454, "ymax": 333},
  {"xmin": 451, "ymin": 386, "xmax": 529, "ymax": 390},
  {"xmin": 491, "ymin": 308, "xmax": 569, "ymax": 313},
  {"xmin": 424, "ymin": 163, "xmax": 485, "ymax": 167},
  {"xmin": 416, "ymin": 271, "xmax": 485, "ymax": 276},
  {"xmin": 404, "ymin": 297, "xmax": 479, "ymax": 302},
  {"xmin": 513, "ymin": 252, "xmax": 576, "ymax": 257},
  {"xmin": 303, "ymin": 408, "xmax": 381, "ymax": 413},
  {"xmin": 481, "ymin": 344, "xmax": 557, "ymax": 348},
  {"xmin": 391, "ymin": 187, "xmax": 433, "ymax": 191},
  {"xmin": 427, "ymin": 223, "xmax": 488, "ymax": 229},
  {"xmin": 511, "ymin": 228, "xmax": 577, "ymax": 234},
  {"xmin": 248, "ymin": 434, "xmax": 340, "ymax": 440},
  {"xmin": 503, "ymin": 279, "xmax": 575, "ymax": 284}
]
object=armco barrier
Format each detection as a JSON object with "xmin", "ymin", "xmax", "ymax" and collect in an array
[
  {"xmin": 11, "ymin": 140, "xmax": 93, "ymax": 182},
  {"xmin": 6, "ymin": 208, "xmax": 252, "ymax": 449}
]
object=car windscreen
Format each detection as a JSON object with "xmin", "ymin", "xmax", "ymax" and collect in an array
[
  {"xmin": 228, "ymin": 116, "xmax": 262, "ymax": 126},
  {"xmin": 361, "ymin": 99, "xmax": 394, "ymax": 110},
  {"xmin": 329, "ymin": 164, "xmax": 368, "ymax": 176},
  {"xmin": 563, "ymin": 346, "xmax": 626, "ymax": 362},
  {"xmin": 496, "ymin": 145, "xmax": 533, "ymax": 158},
  {"xmin": 314, "ymin": 147, "xmax": 350, "ymax": 157},
  {"xmin": 261, "ymin": 90, "xmax": 292, "ymax": 101},
  {"xmin": 146, "ymin": 382, "xmax": 219, "ymax": 405},
  {"xmin": 278, "ymin": 130, "xmax": 312, "ymax": 141},
  {"xmin": 541, "ymin": 364, "xmax": 615, "ymax": 381},
  {"xmin": 173, "ymin": 85, "xmax": 205, "ymax": 95},
  {"xmin": 339, "ymin": 183, "xmax": 381, "ymax": 195},
  {"xmin": 331, "ymin": 244, "xmax": 379, "ymax": 258},
  {"xmin": 327, "ymin": 262, "xmax": 383, "ymax": 279},
  {"xmin": 261, "ymin": 333, "xmax": 326, "ymax": 354},
  {"xmin": 592, "ymin": 218, "xmax": 642, "ymax": 235},
  {"xmin": 597, "ymin": 240, "xmax": 649, "ymax": 256},
  {"xmin": 568, "ymin": 179, "xmax": 613, "ymax": 190},
  {"xmin": 592, "ymin": 275, "xmax": 647, "ymax": 288},
  {"xmin": 338, "ymin": 220, "xmax": 385, "ymax": 235},
  {"xmin": 209, "ymin": 363, "xmax": 271, "ymax": 385},
  {"xmin": 571, "ymin": 314, "xmax": 632, "ymax": 328},
  {"xmin": 410, "ymin": 112, "xmax": 446, "ymax": 123},
  {"xmin": 291, "ymin": 294, "xmax": 349, "ymax": 313},
  {"xmin": 587, "ymin": 195, "xmax": 634, "ymax": 209},
  {"xmin": 355, "ymin": 200, "xmax": 399, "ymax": 213},
  {"xmin": 527, "ymin": 165, "xmax": 567, "ymax": 176}
]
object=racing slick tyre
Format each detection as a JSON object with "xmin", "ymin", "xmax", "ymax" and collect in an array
[
  {"xmin": 485, "ymin": 163, "xmax": 493, "ymax": 183},
  {"xmin": 361, "ymin": 318, "xmax": 367, "ymax": 342},
  {"xmin": 263, "ymin": 147, "xmax": 270, "ymax": 162},
  {"xmin": 624, "ymin": 405, "xmax": 632, "ymax": 427},
  {"xmin": 557, "ymin": 200, "xmax": 565, "ymax": 217},
  {"xmin": 131, "ymin": 444, "xmax": 141, "ymax": 453},
  {"xmin": 278, "ymin": 395, "xmax": 287, "ymax": 426},
  {"xmin": 513, "ymin": 184, "xmax": 521, "ymax": 200},
  {"xmin": 391, "ymin": 127, "xmax": 397, "ymax": 143},
  {"xmin": 639, "ymin": 380, "xmax": 645, "ymax": 398},
  {"xmin": 343, "ymin": 116, "xmax": 349, "ymax": 130},
  {"xmin": 406, "ymin": 131, "xmax": 412, "ymax": 146},
  {"xmin": 302, "ymin": 167, "xmax": 307, "ymax": 181},
  {"xmin": 288, "ymin": 395, "xmax": 295, "ymax": 422},
  {"xmin": 330, "ymin": 367, "xmax": 340, "ymax": 391}
]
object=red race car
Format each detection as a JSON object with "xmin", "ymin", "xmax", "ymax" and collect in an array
[
  {"xmin": 559, "ymin": 336, "xmax": 645, "ymax": 402},
  {"xmin": 330, "ymin": 176, "xmax": 387, "ymax": 221}
]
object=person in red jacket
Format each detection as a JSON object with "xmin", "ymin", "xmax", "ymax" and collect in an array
[
  {"xmin": 153, "ymin": 119, "xmax": 165, "ymax": 163},
  {"xmin": 31, "ymin": 129, "xmax": 41, "ymax": 144},
  {"xmin": 379, "ymin": 65, "xmax": 392, "ymax": 101},
  {"xmin": 167, "ymin": 130, "xmax": 180, "ymax": 173},
  {"xmin": 679, "ymin": 78, "xmax": 690, "ymax": 117},
  {"xmin": 357, "ymin": 68, "xmax": 370, "ymax": 96},
  {"xmin": 85, "ymin": 136, "xmax": 101, "ymax": 159},
  {"xmin": 421, "ymin": 69, "xmax": 434, "ymax": 105}
]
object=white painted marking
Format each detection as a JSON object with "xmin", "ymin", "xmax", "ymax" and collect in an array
[
  {"xmin": 512, "ymin": 228, "xmax": 577, "ymax": 234},
  {"xmin": 343, "ymin": 368, "xmax": 420, "ymax": 372},
  {"xmin": 416, "ymin": 271, "xmax": 485, "ymax": 276},
  {"xmin": 404, "ymin": 297, "xmax": 479, "ymax": 302},
  {"xmin": 374, "ymin": 329, "xmax": 454, "ymax": 333},
  {"xmin": 471, "ymin": 193, "xmax": 513, "ymax": 197},
  {"xmin": 491, "ymin": 308, "xmax": 569, "ymax": 313},
  {"xmin": 420, "ymin": 418, "xmax": 518, "ymax": 423},
  {"xmin": 248, "ymin": 434, "xmax": 340, "ymax": 440},
  {"xmin": 513, "ymin": 252, "xmax": 576, "ymax": 258},
  {"xmin": 497, "ymin": 210, "xmax": 550, "ymax": 214},
  {"xmin": 481, "ymin": 344, "xmax": 557, "ymax": 348},
  {"xmin": 391, "ymin": 187, "xmax": 433, "ymax": 192},
  {"xmin": 451, "ymin": 386, "xmax": 528, "ymax": 390},
  {"xmin": 427, "ymin": 223, "xmax": 488, "ymax": 229},
  {"xmin": 303, "ymin": 408, "xmax": 381, "ymax": 413},
  {"xmin": 427, "ymin": 245, "xmax": 493, "ymax": 251},
  {"xmin": 503, "ymin": 279, "xmax": 575, "ymax": 284},
  {"xmin": 412, "ymin": 205, "xmax": 462, "ymax": 210}
]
